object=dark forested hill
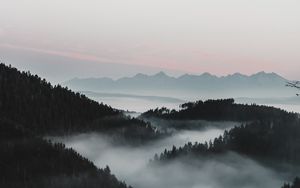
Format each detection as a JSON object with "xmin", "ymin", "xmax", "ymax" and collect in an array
[
  {"xmin": 153, "ymin": 119, "xmax": 300, "ymax": 164},
  {"xmin": 141, "ymin": 99, "xmax": 297, "ymax": 122},
  {"xmin": 0, "ymin": 119, "xmax": 131, "ymax": 188},
  {"xmin": 149, "ymin": 101, "xmax": 300, "ymax": 171},
  {"xmin": 0, "ymin": 63, "xmax": 160, "ymax": 188},
  {"xmin": 0, "ymin": 63, "xmax": 160, "ymax": 141},
  {"xmin": 0, "ymin": 64, "xmax": 118, "ymax": 134},
  {"xmin": 148, "ymin": 99, "xmax": 300, "ymax": 187}
]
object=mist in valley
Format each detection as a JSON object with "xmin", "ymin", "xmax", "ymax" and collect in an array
[
  {"xmin": 48, "ymin": 93, "xmax": 300, "ymax": 188},
  {"xmin": 84, "ymin": 93, "xmax": 183, "ymax": 112},
  {"xmin": 141, "ymin": 118, "xmax": 241, "ymax": 132},
  {"xmin": 52, "ymin": 120, "xmax": 290, "ymax": 188}
]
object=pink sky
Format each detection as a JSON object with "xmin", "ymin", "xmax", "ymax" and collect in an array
[{"xmin": 0, "ymin": 0, "xmax": 299, "ymax": 81}]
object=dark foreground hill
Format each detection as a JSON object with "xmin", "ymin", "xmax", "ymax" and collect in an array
[
  {"xmin": 0, "ymin": 119, "xmax": 131, "ymax": 188},
  {"xmin": 0, "ymin": 63, "xmax": 161, "ymax": 187},
  {"xmin": 0, "ymin": 63, "xmax": 160, "ymax": 142}
]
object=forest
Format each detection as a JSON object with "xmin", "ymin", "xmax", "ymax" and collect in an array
[
  {"xmin": 152, "ymin": 119, "xmax": 300, "ymax": 164},
  {"xmin": 0, "ymin": 63, "xmax": 160, "ymax": 187},
  {"xmin": 141, "ymin": 98, "xmax": 297, "ymax": 122},
  {"xmin": 0, "ymin": 63, "xmax": 161, "ymax": 143},
  {"xmin": 148, "ymin": 101, "xmax": 300, "ymax": 187},
  {"xmin": 0, "ymin": 118, "xmax": 131, "ymax": 188}
]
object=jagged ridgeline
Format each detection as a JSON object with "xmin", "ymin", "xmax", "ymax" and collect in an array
[
  {"xmin": 148, "ymin": 100, "xmax": 300, "ymax": 165},
  {"xmin": 0, "ymin": 63, "xmax": 159, "ymax": 141}
]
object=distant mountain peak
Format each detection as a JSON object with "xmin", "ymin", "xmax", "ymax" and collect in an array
[
  {"xmin": 250, "ymin": 71, "xmax": 286, "ymax": 80},
  {"xmin": 201, "ymin": 72, "xmax": 212, "ymax": 76},
  {"xmin": 252, "ymin": 71, "xmax": 276, "ymax": 76},
  {"xmin": 232, "ymin": 72, "xmax": 245, "ymax": 77},
  {"xmin": 224, "ymin": 72, "xmax": 248, "ymax": 79},
  {"xmin": 153, "ymin": 71, "xmax": 168, "ymax": 77},
  {"xmin": 63, "ymin": 70, "xmax": 290, "ymax": 99},
  {"xmin": 199, "ymin": 72, "xmax": 219, "ymax": 79},
  {"xmin": 133, "ymin": 73, "xmax": 148, "ymax": 78}
]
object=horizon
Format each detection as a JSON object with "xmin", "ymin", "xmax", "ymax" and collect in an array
[
  {"xmin": 67, "ymin": 70, "xmax": 285, "ymax": 80},
  {"xmin": 1, "ymin": 61, "xmax": 293, "ymax": 84},
  {"xmin": 68, "ymin": 70, "xmax": 283, "ymax": 80}
]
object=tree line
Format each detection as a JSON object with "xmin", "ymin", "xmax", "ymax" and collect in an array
[
  {"xmin": 1, "ymin": 63, "xmax": 160, "ymax": 187},
  {"xmin": 152, "ymin": 117, "xmax": 300, "ymax": 164},
  {"xmin": 147, "ymin": 99, "xmax": 300, "ymax": 187},
  {"xmin": 0, "ymin": 63, "xmax": 161, "ymax": 141},
  {"xmin": 141, "ymin": 98, "xmax": 297, "ymax": 122}
]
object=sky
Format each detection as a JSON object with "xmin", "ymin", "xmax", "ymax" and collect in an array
[{"xmin": 0, "ymin": 0, "xmax": 300, "ymax": 83}]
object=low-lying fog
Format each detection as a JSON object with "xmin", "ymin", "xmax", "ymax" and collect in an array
[
  {"xmin": 85, "ymin": 94, "xmax": 183, "ymax": 112},
  {"xmin": 86, "ymin": 94, "xmax": 300, "ymax": 114},
  {"xmin": 52, "ymin": 121, "xmax": 289, "ymax": 188}
]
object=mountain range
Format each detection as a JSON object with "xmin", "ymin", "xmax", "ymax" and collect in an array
[{"xmin": 63, "ymin": 71, "xmax": 295, "ymax": 99}]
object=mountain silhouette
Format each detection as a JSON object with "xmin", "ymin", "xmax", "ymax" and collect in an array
[{"xmin": 64, "ymin": 71, "xmax": 293, "ymax": 99}]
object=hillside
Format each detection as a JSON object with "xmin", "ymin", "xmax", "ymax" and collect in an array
[
  {"xmin": 0, "ymin": 118, "xmax": 131, "ymax": 188},
  {"xmin": 0, "ymin": 63, "xmax": 160, "ymax": 188},
  {"xmin": 148, "ymin": 100, "xmax": 300, "ymax": 183},
  {"xmin": 140, "ymin": 99, "xmax": 297, "ymax": 123},
  {"xmin": 0, "ymin": 63, "xmax": 160, "ymax": 141}
]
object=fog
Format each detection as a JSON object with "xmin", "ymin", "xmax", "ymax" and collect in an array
[
  {"xmin": 87, "ymin": 95, "xmax": 182, "ymax": 112},
  {"xmin": 53, "ymin": 127, "xmax": 225, "ymax": 176},
  {"xmin": 52, "ymin": 122, "xmax": 289, "ymax": 188},
  {"xmin": 83, "ymin": 93, "xmax": 300, "ymax": 113},
  {"xmin": 49, "ymin": 97, "xmax": 299, "ymax": 187},
  {"xmin": 142, "ymin": 118, "xmax": 240, "ymax": 132}
]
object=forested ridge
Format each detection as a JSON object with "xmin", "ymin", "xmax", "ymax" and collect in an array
[
  {"xmin": 153, "ymin": 119, "xmax": 300, "ymax": 164},
  {"xmin": 0, "ymin": 63, "xmax": 145, "ymax": 187},
  {"xmin": 150, "ymin": 100, "xmax": 300, "ymax": 164},
  {"xmin": 0, "ymin": 118, "xmax": 131, "ymax": 188},
  {"xmin": 141, "ymin": 99, "xmax": 297, "ymax": 122},
  {"xmin": 0, "ymin": 63, "xmax": 160, "ymax": 141},
  {"xmin": 148, "ymin": 100, "xmax": 300, "ymax": 187},
  {"xmin": 0, "ymin": 64, "xmax": 119, "ymax": 134}
]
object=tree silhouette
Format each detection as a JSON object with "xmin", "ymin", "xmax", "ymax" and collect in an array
[
  {"xmin": 281, "ymin": 177, "xmax": 300, "ymax": 188},
  {"xmin": 286, "ymin": 81, "xmax": 300, "ymax": 96},
  {"xmin": 0, "ymin": 118, "xmax": 132, "ymax": 188}
]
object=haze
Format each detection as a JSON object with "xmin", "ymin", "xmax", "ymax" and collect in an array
[
  {"xmin": 52, "ymin": 124, "xmax": 288, "ymax": 188},
  {"xmin": 1, "ymin": 0, "xmax": 300, "ymax": 83}
]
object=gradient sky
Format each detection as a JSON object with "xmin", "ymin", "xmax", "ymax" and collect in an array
[{"xmin": 0, "ymin": 0, "xmax": 299, "ymax": 83}]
